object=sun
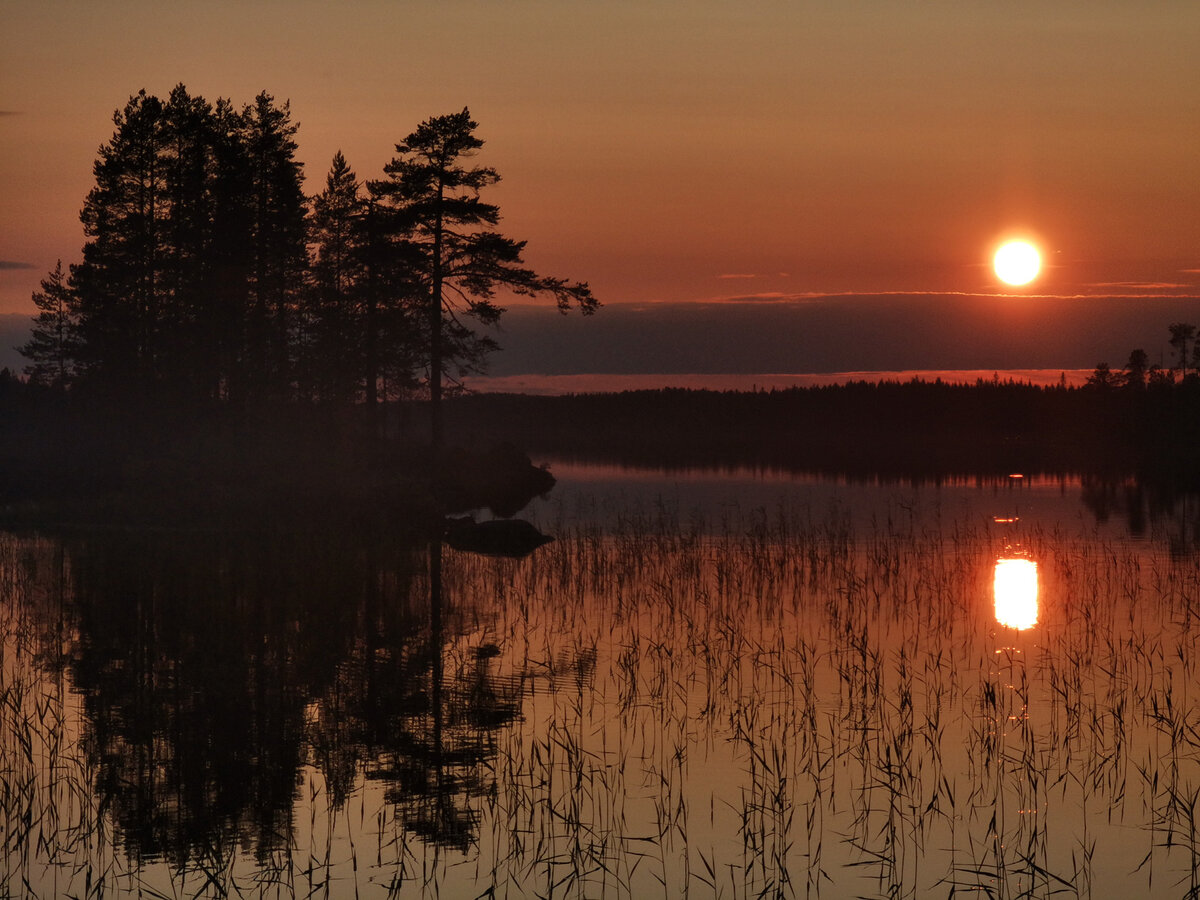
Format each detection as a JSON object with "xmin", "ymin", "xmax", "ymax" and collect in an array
[{"xmin": 993, "ymin": 240, "xmax": 1041, "ymax": 286}]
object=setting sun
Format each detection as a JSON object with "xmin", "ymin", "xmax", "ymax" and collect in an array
[{"xmin": 993, "ymin": 240, "xmax": 1042, "ymax": 286}]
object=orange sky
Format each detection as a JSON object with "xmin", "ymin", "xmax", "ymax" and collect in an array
[{"xmin": 3, "ymin": 1, "xmax": 1200, "ymax": 318}]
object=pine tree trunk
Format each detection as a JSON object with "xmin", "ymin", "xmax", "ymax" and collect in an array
[
  {"xmin": 364, "ymin": 201, "xmax": 379, "ymax": 427},
  {"xmin": 429, "ymin": 180, "xmax": 445, "ymax": 452}
]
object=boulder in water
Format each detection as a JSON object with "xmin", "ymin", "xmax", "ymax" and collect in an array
[{"xmin": 443, "ymin": 517, "xmax": 554, "ymax": 558}]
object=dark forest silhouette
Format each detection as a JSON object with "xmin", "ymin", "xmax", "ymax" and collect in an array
[
  {"xmin": 19, "ymin": 86, "xmax": 596, "ymax": 413},
  {"xmin": 5, "ymin": 86, "xmax": 597, "ymax": 524}
]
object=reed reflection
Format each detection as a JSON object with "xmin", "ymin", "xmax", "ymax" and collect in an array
[
  {"xmin": 993, "ymin": 557, "xmax": 1039, "ymax": 630},
  {"xmin": 17, "ymin": 527, "xmax": 523, "ymax": 865}
]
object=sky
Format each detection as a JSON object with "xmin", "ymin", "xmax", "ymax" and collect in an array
[{"xmin": 3, "ymin": 1, "xmax": 1200, "ymax": 380}]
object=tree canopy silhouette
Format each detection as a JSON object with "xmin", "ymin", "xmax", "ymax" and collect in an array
[
  {"xmin": 370, "ymin": 108, "xmax": 597, "ymax": 446},
  {"xmin": 305, "ymin": 150, "xmax": 370, "ymax": 403},
  {"xmin": 1169, "ymin": 322, "xmax": 1196, "ymax": 379},
  {"xmin": 20, "ymin": 260, "xmax": 76, "ymax": 388},
  {"xmin": 21, "ymin": 91, "xmax": 597, "ymax": 436},
  {"xmin": 62, "ymin": 85, "xmax": 307, "ymax": 402}
]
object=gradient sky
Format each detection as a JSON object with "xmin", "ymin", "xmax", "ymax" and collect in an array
[{"xmin": 3, "ymin": 1, "xmax": 1200, "ymax": 375}]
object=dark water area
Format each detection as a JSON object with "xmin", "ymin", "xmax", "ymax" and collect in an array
[{"xmin": 3, "ymin": 462, "xmax": 1200, "ymax": 897}]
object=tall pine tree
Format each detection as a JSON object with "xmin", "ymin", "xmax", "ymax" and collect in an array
[
  {"xmin": 305, "ymin": 151, "xmax": 367, "ymax": 403},
  {"xmin": 239, "ymin": 92, "xmax": 307, "ymax": 402},
  {"xmin": 206, "ymin": 97, "xmax": 256, "ymax": 401},
  {"xmin": 73, "ymin": 89, "xmax": 167, "ymax": 391},
  {"xmin": 372, "ymin": 108, "xmax": 596, "ymax": 447},
  {"xmin": 21, "ymin": 260, "xmax": 78, "ymax": 388},
  {"xmin": 158, "ymin": 85, "xmax": 222, "ymax": 397}
]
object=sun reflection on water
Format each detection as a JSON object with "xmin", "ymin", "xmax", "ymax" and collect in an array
[{"xmin": 993, "ymin": 557, "xmax": 1039, "ymax": 629}]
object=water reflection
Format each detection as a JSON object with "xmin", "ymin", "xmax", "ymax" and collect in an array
[
  {"xmin": 31, "ymin": 528, "xmax": 520, "ymax": 864},
  {"xmin": 8, "ymin": 467, "xmax": 1200, "ymax": 897},
  {"xmin": 993, "ymin": 557, "xmax": 1039, "ymax": 630},
  {"xmin": 1078, "ymin": 472, "xmax": 1200, "ymax": 554}
]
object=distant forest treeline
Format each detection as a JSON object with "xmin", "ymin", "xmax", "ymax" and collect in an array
[
  {"xmin": 442, "ymin": 373, "xmax": 1200, "ymax": 481},
  {"xmin": 17, "ymin": 84, "xmax": 593, "ymax": 411}
]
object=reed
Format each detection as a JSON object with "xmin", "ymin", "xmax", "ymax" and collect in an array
[{"xmin": 1, "ymin": 482, "xmax": 1198, "ymax": 897}]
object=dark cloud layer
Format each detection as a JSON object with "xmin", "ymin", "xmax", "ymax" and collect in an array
[
  {"xmin": 0, "ymin": 314, "xmax": 31, "ymax": 373},
  {"xmin": 485, "ymin": 295, "xmax": 1200, "ymax": 377}
]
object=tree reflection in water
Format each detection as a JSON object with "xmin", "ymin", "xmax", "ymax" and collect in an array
[
  {"xmin": 53, "ymin": 526, "xmax": 519, "ymax": 867},
  {"xmin": 1079, "ymin": 473, "xmax": 1200, "ymax": 554}
]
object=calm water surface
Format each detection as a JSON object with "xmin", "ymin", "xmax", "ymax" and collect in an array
[{"xmin": 2, "ymin": 462, "xmax": 1200, "ymax": 898}]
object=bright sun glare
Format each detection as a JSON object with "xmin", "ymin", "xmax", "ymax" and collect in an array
[
  {"xmin": 994, "ymin": 557, "xmax": 1039, "ymax": 630},
  {"xmin": 993, "ymin": 240, "xmax": 1041, "ymax": 286}
]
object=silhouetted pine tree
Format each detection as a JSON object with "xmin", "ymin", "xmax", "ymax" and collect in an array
[
  {"xmin": 1086, "ymin": 361, "xmax": 1117, "ymax": 389},
  {"xmin": 204, "ymin": 97, "xmax": 256, "ymax": 401},
  {"xmin": 1123, "ymin": 348, "xmax": 1149, "ymax": 390},
  {"xmin": 157, "ymin": 85, "xmax": 223, "ymax": 397},
  {"xmin": 239, "ymin": 92, "xmax": 307, "ymax": 403},
  {"xmin": 305, "ymin": 151, "xmax": 367, "ymax": 403},
  {"xmin": 371, "ymin": 108, "xmax": 596, "ymax": 447},
  {"xmin": 72, "ymin": 89, "xmax": 167, "ymax": 391},
  {"xmin": 21, "ymin": 260, "xmax": 78, "ymax": 388},
  {"xmin": 363, "ymin": 189, "xmax": 424, "ymax": 409},
  {"xmin": 1169, "ymin": 322, "xmax": 1196, "ymax": 379}
]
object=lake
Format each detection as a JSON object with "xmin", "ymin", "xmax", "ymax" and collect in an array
[{"xmin": 2, "ymin": 460, "xmax": 1199, "ymax": 898}]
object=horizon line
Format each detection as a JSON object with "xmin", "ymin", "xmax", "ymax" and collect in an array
[
  {"xmin": 500, "ymin": 290, "xmax": 1200, "ymax": 310},
  {"xmin": 464, "ymin": 368, "xmax": 1099, "ymax": 396}
]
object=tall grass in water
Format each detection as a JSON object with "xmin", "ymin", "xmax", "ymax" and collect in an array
[
  {"xmin": 2, "ymin": 489, "xmax": 1200, "ymax": 898},
  {"xmin": 473, "ymin": 497, "xmax": 1200, "ymax": 899},
  {"xmin": 0, "ymin": 537, "xmax": 114, "ymax": 898}
]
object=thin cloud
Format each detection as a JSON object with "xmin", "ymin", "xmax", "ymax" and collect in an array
[
  {"xmin": 527, "ymin": 287, "xmax": 1200, "ymax": 310},
  {"xmin": 708, "ymin": 292, "xmax": 802, "ymax": 303},
  {"xmin": 700, "ymin": 290, "xmax": 992, "ymax": 305},
  {"xmin": 694, "ymin": 289, "xmax": 1200, "ymax": 304},
  {"xmin": 716, "ymin": 272, "xmax": 792, "ymax": 280},
  {"xmin": 0, "ymin": 111, "xmax": 20, "ymax": 117},
  {"xmin": 1086, "ymin": 281, "xmax": 1192, "ymax": 291},
  {"xmin": 0, "ymin": 261, "xmax": 36, "ymax": 270}
]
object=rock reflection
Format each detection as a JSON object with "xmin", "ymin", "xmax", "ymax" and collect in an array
[{"xmin": 993, "ymin": 557, "xmax": 1039, "ymax": 630}]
